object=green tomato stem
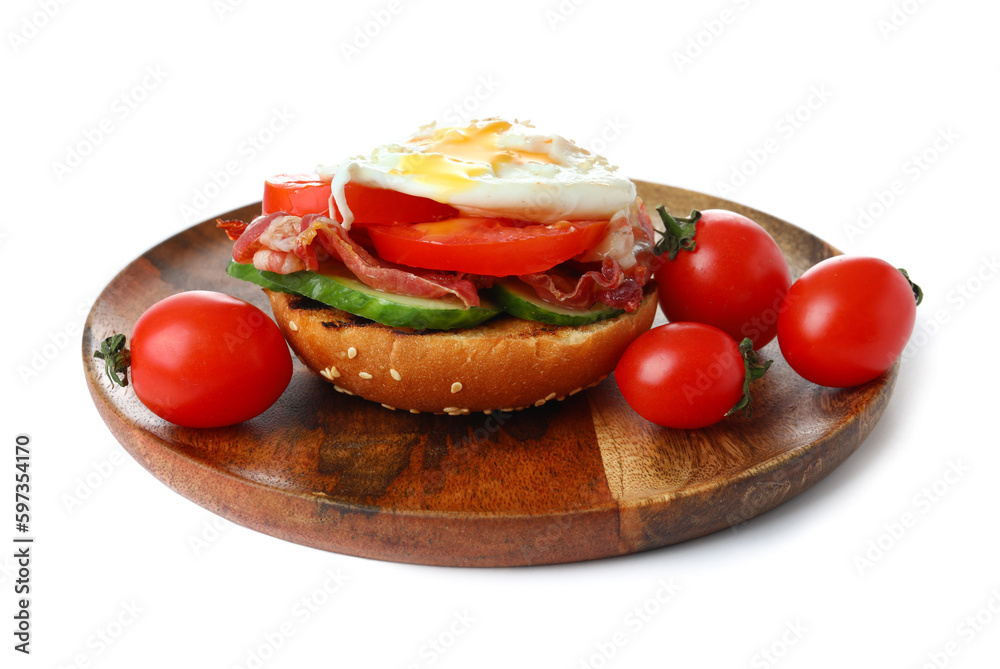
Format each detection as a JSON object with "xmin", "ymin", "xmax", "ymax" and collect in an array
[
  {"xmin": 726, "ymin": 338, "xmax": 772, "ymax": 418},
  {"xmin": 898, "ymin": 268, "xmax": 923, "ymax": 306},
  {"xmin": 654, "ymin": 206, "xmax": 701, "ymax": 261},
  {"xmin": 93, "ymin": 334, "xmax": 131, "ymax": 388}
]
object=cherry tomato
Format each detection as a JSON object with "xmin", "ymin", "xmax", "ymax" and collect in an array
[
  {"xmin": 366, "ymin": 217, "xmax": 610, "ymax": 276},
  {"xmin": 262, "ymin": 175, "xmax": 459, "ymax": 224},
  {"xmin": 130, "ymin": 291, "xmax": 292, "ymax": 427},
  {"xmin": 777, "ymin": 256, "xmax": 920, "ymax": 388},
  {"xmin": 654, "ymin": 208, "xmax": 792, "ymax": 349},
  {"xmin": 263, "ymin": 174, "xmax": 332, "ymax": 217},
  {"xmin": 615, "ymin": 323, "xmax": 770, "ymax": 429}
]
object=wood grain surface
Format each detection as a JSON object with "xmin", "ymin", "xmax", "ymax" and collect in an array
[{"xmin": 82, "ymin": 181, "xmax": 897, "ymax": 567}]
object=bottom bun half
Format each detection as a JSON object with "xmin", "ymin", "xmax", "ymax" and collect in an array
[{"xmin": 265, "ymin": 287, "xmax": 658, "ymax": 414}]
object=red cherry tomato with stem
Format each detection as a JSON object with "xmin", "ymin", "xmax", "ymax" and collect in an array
[
  {"xmin": 128, "ymin": 291, "xmax": 293, "ymax": 427},
  {"xmin": 777, "ymin": 256, "xmax": 922, "ymax": 388},
  {"xmin": 615, "ymin": 322, "xmax": 772, "ymax": 429},
  {"xmin": 653, "ymin": 208, "xmax": 792, "ymax": 349}
]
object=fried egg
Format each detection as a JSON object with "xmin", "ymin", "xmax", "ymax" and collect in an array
[{"xmin": 317, "ymin": 118, "xmax": 637, "ymax": 229}]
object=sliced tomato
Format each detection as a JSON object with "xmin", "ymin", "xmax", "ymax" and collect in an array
[
  {"xmin": 332, "ymin": 182, "xmax": 458, "ymax": 225},
  {"xmin": 263, "ymin": 174, "xmax": 332, "ymax": 217},
  {"xmin": 366, "ymin": 217, "xmax": 610, "ymax": 276},
  {"xmin": 263, "ymin": 176, "xmax": 458, "ymax": 225}
]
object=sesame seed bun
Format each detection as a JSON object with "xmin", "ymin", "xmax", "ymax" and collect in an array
[{"xmin": 264, "ymin": 287, "xmax": 658, "ymax": 414}]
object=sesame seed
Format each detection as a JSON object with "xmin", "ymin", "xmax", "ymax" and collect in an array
[
  {"xmin": 451, "ymin": 381, "xmax": 463, "ymax": 394},
  {"xmin": 347, "ymin": 346, "xmax": 358, "ymax": 359},
  {"xmin": 333, "ymin": 385, "xmax": 354, "ymax": 396},
  {"xmin": 330, "ymin": 366, "xmax": 341, "ymax": 378},
  {"xmin": 534, "ymin": 399, "xmax": 547, "ymax": 407},
  {"xmin": 359, "ymin": 371, "xmax": 373, "ymax": 379},
  {"xmin": 319, "ymin": 368, "xmax": 333, "ymax": 380},
  {"xmin": 409, "ymin": 408, "xmax": 420, "ymax": 414},
  {"xmin": 443, "ymin": 406, "xmax": 459, "ymax": 413},
  {"xmin": 390, "ymin": 368, "xmax": 402, "ymax": 381},
  {"xmin": 544, "ymin": 391, "xmax": 556, "ymax": 401},
  {"xmin": 501, "ymin": 407, "xmax": 513, "ymax": 413},
  {"xmin": 483, "ymin": 409, "xmax": 492, "ymax": 415},
  {"xmin": 381, "ymin": 404, "xmax": 396, "ymax": 410},
  {"xmin": 288, "ymin": 320, "xmax": 299, "ymax": 332},
  {"xmin": 569, "ymin": 386, "xmax": 583, "ymax": 396}
]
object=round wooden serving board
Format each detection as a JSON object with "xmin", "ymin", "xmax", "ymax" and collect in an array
[{"xmin": 83, "ymin": 181, "xmax": 897, "ymax": 567}]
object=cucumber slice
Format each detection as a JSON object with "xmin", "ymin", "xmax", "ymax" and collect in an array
[
  {"xmin": 227, "ymin": 261, "xmax": 500, "ymax": 330},
  {"xmin": 489, "ymin": 278, "xmax": 625, "ymax": 325}
]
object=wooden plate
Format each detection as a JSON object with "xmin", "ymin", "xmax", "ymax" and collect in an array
[{"xmin": 83, "ymin": 181, "xmax": 896, "ymax": 567}]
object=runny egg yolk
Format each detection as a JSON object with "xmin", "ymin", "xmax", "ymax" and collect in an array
[{"xmin": 389, "ymin": 119, "xmax": 557, "ymax": 196}]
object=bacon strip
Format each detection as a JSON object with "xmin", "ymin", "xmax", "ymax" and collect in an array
[
  {"xmin": 310, "ymin": 218, "xmax": 482, "ymax": 307},
  {"xmin": 229, "ymin": 212, "xmax": 482, "ymax": 308},
  {"xmin": 252, "ymin": 248, "xmax": 305, "ymax": 274},
  {"xmin": 223, "ymin": 201, "xmax": 657, "ymax": 313},
  {"xmin": 519, "ymin": 257, "xmax": 644, "ymax": 313},
  {"xmin": 216, "ymin": 219, "xmax": 248, "ymax": 241},
  {"xmin": 518, "ymin": 201, "xmax": 657, "ymax": 313},
  {"xmin": 231, "ymin": 212, "xmax": 287, "ymax": 263}
]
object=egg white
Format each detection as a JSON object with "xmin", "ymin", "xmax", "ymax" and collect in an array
[{"xmin": 316, "ymin": 118, "xmax": 637, "ymax": 229}]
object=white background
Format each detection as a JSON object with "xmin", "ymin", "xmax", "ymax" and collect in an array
[{"xmin": 3, "ymin": 0, "xmax": 999, "ymax": 667}]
